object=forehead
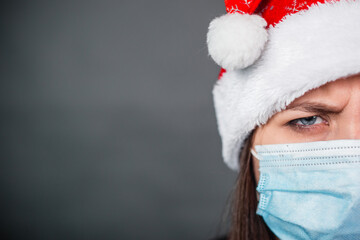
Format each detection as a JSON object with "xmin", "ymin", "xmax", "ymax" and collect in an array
[{"xmin": 287, "ymin": 73, "xmax": 360, "ymax": 108}]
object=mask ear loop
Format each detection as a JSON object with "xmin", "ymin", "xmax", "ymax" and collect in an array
[
  {"xmin": 250, "ymin": 148, "xmax": 261, "ymax": 201},
  {"xmin": 250, "ymin": 148, "xmax": 262, "ymax": 161}
]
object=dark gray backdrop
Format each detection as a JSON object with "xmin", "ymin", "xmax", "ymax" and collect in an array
[{"xmin": 0, "ymin": 1, "xmax": 237, "ymax": 239}]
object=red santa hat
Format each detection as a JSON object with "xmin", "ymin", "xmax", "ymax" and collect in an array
[{"xmin": 207, "ymin": 0, "xmax": 360, "ymax": 170}]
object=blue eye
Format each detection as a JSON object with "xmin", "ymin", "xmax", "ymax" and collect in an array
[{"xmin": 291, "ymin": 116, "xmax": 324, "ymax": 126}]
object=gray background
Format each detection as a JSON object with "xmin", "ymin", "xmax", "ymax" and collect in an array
[{"xmin": 1, "ymin": 1, "xmax": 237, "ymax": 239}]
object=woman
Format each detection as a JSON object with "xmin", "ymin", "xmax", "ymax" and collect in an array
[{"xmin": 206, "ymin": 0, "xmax": 360, "ymax": 239}]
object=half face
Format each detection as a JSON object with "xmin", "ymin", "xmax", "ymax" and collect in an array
[{"xmin": 251, "ymin": 72, "xmax": 360, "ymax": 183}]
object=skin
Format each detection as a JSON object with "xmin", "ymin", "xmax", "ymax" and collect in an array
[{"xmin": 251, "ymin": 72, "xmax": 360, "ymax": 184}]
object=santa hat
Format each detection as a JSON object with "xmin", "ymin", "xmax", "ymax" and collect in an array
[{"xmin": 207, "ymin": 0, "xmax": 360, "ymax": 171}]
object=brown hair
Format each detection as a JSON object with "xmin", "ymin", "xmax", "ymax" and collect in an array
[{"xmin": 228, "ymin": 130, "xmax": 277, "ymax": 240}]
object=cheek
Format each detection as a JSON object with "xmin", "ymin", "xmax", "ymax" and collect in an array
[
  {"xmin": 263, "ymin": 127, "xmax": 300, "ymax": 144},
  {"xmin": 253, "ymin": 126, "xmax": 292, "ymax": 145}
]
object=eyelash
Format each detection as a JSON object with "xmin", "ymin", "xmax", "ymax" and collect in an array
[{"xmin": 286, "ymin": 115, "xmax": 329, "ymax": 132}]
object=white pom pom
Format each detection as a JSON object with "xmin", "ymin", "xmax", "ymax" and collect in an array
[{"xmin": 207, "ymin": 13, "xmax": 268, "ymax": 70}]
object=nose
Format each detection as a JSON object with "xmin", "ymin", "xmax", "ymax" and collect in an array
[
  {"xmin": 337, "ymin": 117, "xmax": 360, "ymax": 139},
  {"xmin": 335, "ymin": 92, "xmax": 360, "ymax": 140}
]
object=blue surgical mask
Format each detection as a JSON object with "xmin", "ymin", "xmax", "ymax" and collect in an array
[{"xmin": 250, "ymin": 139, "xmax": 360, "ymax": 240}]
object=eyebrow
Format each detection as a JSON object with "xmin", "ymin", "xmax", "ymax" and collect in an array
[{"xmin": 285, "ymin": 102, "xmax": 344, "ymax": 115}]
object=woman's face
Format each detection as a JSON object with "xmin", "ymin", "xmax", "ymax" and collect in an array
[{"xmin": 252, "ymin": 73, "xmax": 360, "ymax": 183}]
